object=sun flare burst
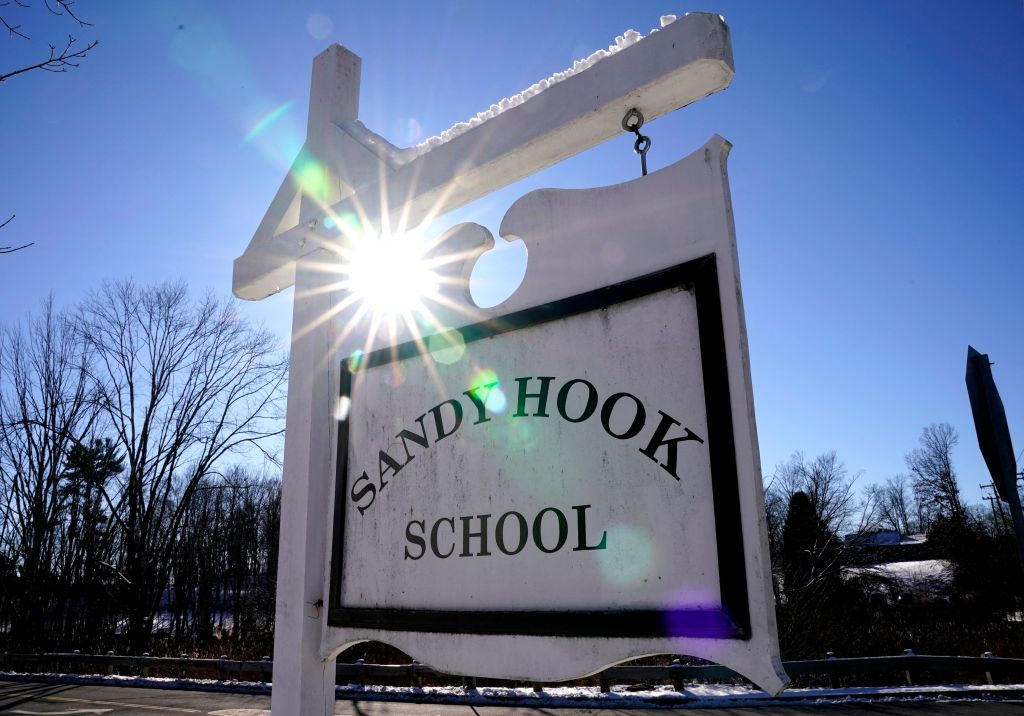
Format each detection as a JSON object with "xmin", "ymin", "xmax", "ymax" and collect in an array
[
  {"xmin": 317, "ymin": 210, "xmax": 479, "ymax": 392},
  {"xmin": 289, "ymin": 166, "xmax": 493, "ymax": 401},
  {"xmin": 344, "ymin": 233, "xmax": 440, "ymax": 318}
]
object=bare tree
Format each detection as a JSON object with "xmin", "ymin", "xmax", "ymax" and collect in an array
[
  {"xmin": 0, "ymin": 0, "xmax": 97, "ymax": 84},
  {"xmin": 0, "ymin": 296, "xmax": 100, "ymax": 647},
  {"xmin": 167, "ymin": 467, "xmax": 281, "ymax": 652},
  {"xmin": 77, "ymin": 280, "xmax": 288, "ymax": 653},
  {"xmin": 873, "ymin": 473, "xmax": 917, "ymax": 535},
  {"xmin": 768, "ymin": 450, "xmax": 868, "ymax": 538},
  {"xmin": 906, "ymin": 423, "xmax": 966, "ymax": 529}
]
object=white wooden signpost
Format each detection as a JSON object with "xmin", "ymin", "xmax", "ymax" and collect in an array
[{"xmin": 233, "ymin": 13, "xmax": 788, "ymax": 715}]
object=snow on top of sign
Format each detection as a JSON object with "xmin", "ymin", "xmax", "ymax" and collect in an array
[
  {"xmin": 352, "ymin": 15, "xmax": 680, "ymax": 167},
  {"xmin": 411, "ymin": 15, "xmax": 678, "ymax": 154}
]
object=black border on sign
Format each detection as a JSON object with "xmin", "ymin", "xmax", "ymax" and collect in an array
[{"xmin": 328, "ymin": 254, "xmax": 751, "ymax": 639}]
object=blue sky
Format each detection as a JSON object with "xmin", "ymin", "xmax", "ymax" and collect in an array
[{"xmin": 2, "ymin": 1, "xmax": 1022, "ymax": 508}]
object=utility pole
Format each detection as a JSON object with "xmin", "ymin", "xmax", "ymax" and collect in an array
[{"xmin": 981, "ymin": 483, "xmax": 1009, "ymax": 536}]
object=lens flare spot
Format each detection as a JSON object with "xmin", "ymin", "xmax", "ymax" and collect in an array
[
  {"xmin": 597, "ymin": 525, "xmax": 655, "ymax": 586},
  {"xmin": 244, "ymin": 101, "xmax": 294, "ymax": 143},
  {"xmin": 292, "ymin": 150, "xmax": 331, "ymax": 202},
  {"xmin": 468, "ymin": 369, "xmax": 508, "ymax": 413},
  {"xmin": 306, "ymin": 13, "xmax": 333, "ymax": 39},
  {"xmin": 348, "ymin": 349, "xmax": 366, "ymax": 372},
  {"xmin": 507, "ymin": 420, "xmax": 536, "ymax": 451},
  {"xmin": 169, "ymin": 17, "xmax": 232, "ymax": 75},
  {"xmin": 336, "ymin": 396, "xmax": 351, "ymax": 421},
  {"xmin": 470, "ymin": 368, "xmax": 499, "ymax": 389},
  {"xmin": 468, "ymin": 368, "xmax": 501, "ymax": 391},
  {"xmin": 394, "ymin": 116, "xmax": 423, "ymax": 144},
  {"xmin": 663, "ymin": 608, "xmax": 734, "ymax": 639},
  {"xmin": 486, "ymin": 387, "xmax": 508, "ymax": 414},
  {"xmin": 324, "ymin": 212, "xmax": 360, "ymax": 235},
  {"xmin": 428, "ymin": 328, "xmax": 466, "ymax": 365}
]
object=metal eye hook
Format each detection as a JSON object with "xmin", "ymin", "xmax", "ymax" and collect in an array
[
  {"xmin": 622, "ymin": 108, "xmax": 652, "ymax": 176},
  {"xmin": 622, "ymin": 107, "xmax": 645, "ymax": 132}
]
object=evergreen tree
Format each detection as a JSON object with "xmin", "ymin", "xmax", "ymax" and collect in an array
[{"xmin": 780, "ymin": 491, "xmax": 841, "ymax": 602}]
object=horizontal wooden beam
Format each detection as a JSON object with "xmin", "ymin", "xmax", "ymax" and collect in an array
[{"xmin": 233, "ymin": 12, "xmax": 734, "ymax": 300}]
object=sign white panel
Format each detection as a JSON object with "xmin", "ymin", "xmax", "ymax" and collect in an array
[{"xmin": 337, "ymin": 279, "xmax": 730, "ymax": 622}]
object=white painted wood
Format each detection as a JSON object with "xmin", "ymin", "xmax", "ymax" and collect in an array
[
  {"xmin": 320, "ymin": 137, "xmax": 789, "ymax": 695},
  {"xmin": 232, "ymin": 13, "xmax": 734, "ymax": 301},
  {"xmin": 270, "ymin": 254, "xmax": 342, "ymax": 716}
]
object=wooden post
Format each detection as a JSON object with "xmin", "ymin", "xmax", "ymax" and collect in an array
[
  {"xmin": 670, "ymin": 658, "xmax": 685, "ymax": 692},
  {"xmin": 268, "ymin": 249, "xmax": 342, "ymax": 715},
  {"xmin": 983, "ymin": 651, "xmax": 996, "ymax": 685}
]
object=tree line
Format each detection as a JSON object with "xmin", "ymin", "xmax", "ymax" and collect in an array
[
  {"xmin": 765, "ymin": 428, "xmax": 1023, "ymax": 659},
  {"xmin": 2, "ymin": 282, "xmax": 1021, "ymax": 661},
  {"xmin": 0, "ymin": 281, "xmax": 286, "ymax": 656}
]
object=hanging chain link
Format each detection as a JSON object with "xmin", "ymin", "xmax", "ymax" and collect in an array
[{"xmin": 622, "ymin": 108, "xmax": 652, "ymax": 176}]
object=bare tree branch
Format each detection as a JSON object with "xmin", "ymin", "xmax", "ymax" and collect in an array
[
  {"xmin": 0, "ymin": 215, "xmax": 33, "ymax": 254},
  {"xmin": 1, "ymin": 0, "xmax": 97, "ymax": 84},
  {"xmin": 1, "ymin": 13, "xmax": 30, "ymax": 39},
  {"xmin": 0, "ymin": 34, "xmax": 96, "ymax": 82},
  {"xmin": 46, "ymin": 0, "xmax": 89, "ymax": 27}
]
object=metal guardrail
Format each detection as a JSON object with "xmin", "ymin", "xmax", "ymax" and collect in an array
[
  {"xmin": 1, "ymin": 650, "xmax": 1023, "ymax": 692},
  {"xmin": 0, "ymin": 652, "xmax": 274, "ymax": 681}
]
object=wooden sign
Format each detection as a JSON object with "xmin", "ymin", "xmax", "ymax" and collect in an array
[{"xmin": 233, "ymin": 14, "xmax": 787, "ymax": 715}]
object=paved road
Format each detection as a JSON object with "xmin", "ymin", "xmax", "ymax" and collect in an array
[{"xmin": 1, "ymin": 681, "xmax": 1023, "ymax": 715}]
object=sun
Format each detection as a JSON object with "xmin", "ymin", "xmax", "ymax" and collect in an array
[
  {"xmin": 302, "ymin": 206, "xmax": 482, "ymax": 389},
  {"xmin": 343, "ymin": 231, "xmax": 440, "ymax": 318}
]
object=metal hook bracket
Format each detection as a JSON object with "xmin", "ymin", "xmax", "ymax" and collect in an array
[{"xmin": 622, "ymin": 108, "xmax": 652, "ymax": 176}]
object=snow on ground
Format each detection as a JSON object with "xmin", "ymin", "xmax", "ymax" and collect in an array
[
  {"xmin": 873, "ymin": 559, "xmax": 950, "ymax": 577},
  {"xmin": 849, "ymin": 559, "xmax": 953, "ymax": 593},
  {"xmin": 3, "ymin": 671, "xmax": 1023, "ymax": 709}
]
